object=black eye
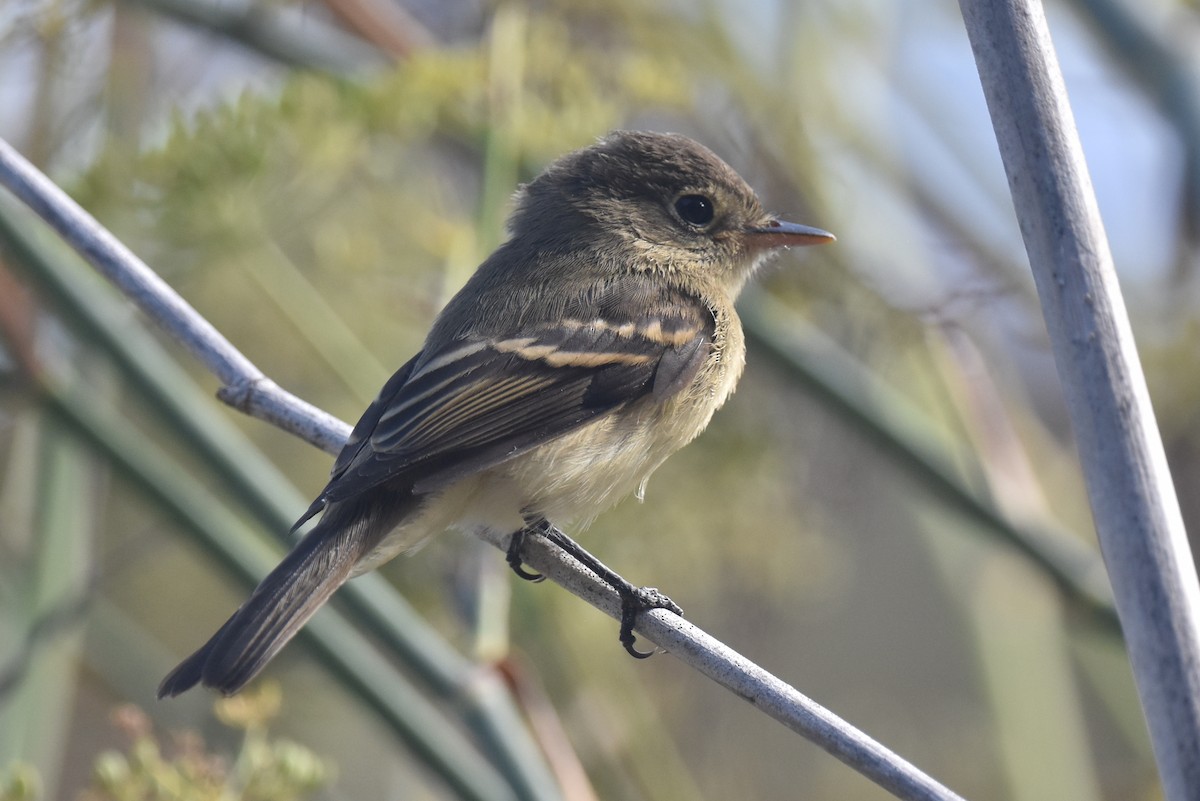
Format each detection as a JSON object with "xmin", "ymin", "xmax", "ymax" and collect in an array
[{"xmin": 674, "ymin": 194, "xmax": 715, "ymax": 226}]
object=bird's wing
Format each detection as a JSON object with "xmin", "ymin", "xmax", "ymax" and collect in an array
[{"xmin": 301, "ymin": 286, "xmax": 715, "ymax": 519}]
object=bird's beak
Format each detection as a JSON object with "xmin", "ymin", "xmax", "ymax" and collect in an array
[{"xmin": 743, "ymin": 219, "xmax": 836, "ymax": 250}]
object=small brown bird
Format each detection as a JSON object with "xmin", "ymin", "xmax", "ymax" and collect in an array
[{"xmin": 159, "ymin": 131, "xmax": 833, "ymax": 697}]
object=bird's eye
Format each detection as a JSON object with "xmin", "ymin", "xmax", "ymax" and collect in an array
[{"xmin": 674, "ymin": 194, "xmax": 715, "ymax": 227}]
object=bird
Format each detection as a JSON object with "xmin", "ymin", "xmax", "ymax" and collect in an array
[{"xmin": 158, "ymin": 130, "xmax": 834, "ymax": 697}]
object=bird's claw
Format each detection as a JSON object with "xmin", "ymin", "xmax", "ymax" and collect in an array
[
  {"xmin": 509, "ymin": 519, "xmax": 683, "ymax": 658},
  {"xmin": 618, "ymin": 586, "xmax": 683, "ymax": 658},
  {"xmin": 506, "ymin": 529, "xmax": 545, "ymax": 582}
]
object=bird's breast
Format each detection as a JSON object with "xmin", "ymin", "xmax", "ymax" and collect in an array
[
  {"xmin": 355, "ymin": 312, "xmax": 746, "ymax": 567},
  {"xmin": 499, "ymin": 308, "xmax": 746, "ymax": 526}
]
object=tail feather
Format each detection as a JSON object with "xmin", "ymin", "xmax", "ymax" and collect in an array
[{"xmin": 158, "ymin": 508, "xmax": 374, "ymax": 698}]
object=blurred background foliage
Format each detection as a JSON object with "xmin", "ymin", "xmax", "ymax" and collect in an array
[{"xmin": 0, "ymin": 0, "xmax": 1196, "ymax": 799}]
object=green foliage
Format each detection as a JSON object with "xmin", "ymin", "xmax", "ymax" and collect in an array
[
  {"xmin": 74, "ymin": 10, "xmax": 694, "ymax": 270},
  {"xmin": 0, "ymin": 687, "xmax": 331, "ymax": 801},
  {"xmin": 80, "ymin": 685, "xmax": 331, "ymax": 801},
  {"xmin": 0, "ymin": 763, "xmax": 41, "ymax": 801}
]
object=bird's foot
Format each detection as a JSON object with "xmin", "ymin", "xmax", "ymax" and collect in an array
[
  {"xmin": 507, "ymin": 516, "xmax": 683, "ymax": 657},
  {"xmin": 505, "ymin": 523, "xmax": 547, "ymax": 583},
  {"xmin": 539, "ymin": 522, "xmax": 683, "ymax": 658},
  {"xmin": 616, "ymin": 585, "xmax": 683, "ymax": 659}
]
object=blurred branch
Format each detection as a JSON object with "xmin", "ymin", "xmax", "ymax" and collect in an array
[
  {"xmin": 2, "ymin": 229, "xmax": 523, "ymax": 801},
  {"xmin": 0, "ymin": 330, "xmax": 98, "ymax": 706},
  {"xmin": 741, "ymin": 290, "xmax": 1120, "ymax": 631},
  {"xmin": 1064, "ymin": 0, "xmax": 1200, "ymax": 259},
  {"xmin": 886, "ymin": 80, "xmax": 1037, "ymax": 300},
  {"xmin": 246, "ymin": 241, "xmax": 392, "ymax": 401},
  {"xmin": 0, "ymin": 231, "xmax": 307, "ymax": 531},
  {"xmin": 322, "ymin": 0, "xmax": 434, "ymax": 59},
  {"xmin": 119, "ymin": 0, "xmax": 388, "ymax": 74},
  {"xmin": 0, "ymin": 204, "xmax": 561, "ymax": 801},
  {"xmin": 0, "ymin": 141, "xmax": 968, "ymax": 801},
  {"xmin": 29, "ymin": 366, "xmax": 522, "ymax": 801},
  {"xmin": 0, "ymin": 341, "xmax": 94, "ymax": 795},
  {"xmin": 958, "ymin": 2, "xmax": 1200, "ymax": 799},
  {"xmin": 0, "ymin": 137, "xmax": 349, "ymax": 456},
  {"xmin": 0, "ymin": 584, "xmax": 92, "ymax": 701}
]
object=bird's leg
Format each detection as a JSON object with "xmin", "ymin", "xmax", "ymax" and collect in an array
[
  {"xmin": 506, "ymin": 518, "xmax": 548, "ymax": 582},
  {"xmin": 545, "ymin": 525, "xmax": 682, "ymax": 658},
  {"xmin": 519, "ymin": 517, "xmax": 681, "ymax": 658}
]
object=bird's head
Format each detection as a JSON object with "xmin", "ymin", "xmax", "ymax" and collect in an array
[{"xmin": 509, "ymin": 130, "xmax": 834, "ymax": 293}]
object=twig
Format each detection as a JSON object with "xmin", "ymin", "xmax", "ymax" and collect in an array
[
  {"xmin": 957, "ymin": 2, "xmax": 1200, "ymax": 798},
  {"xmin": 478, "ymin": 526, "xmax": 965, "ymax": 801},
  {"xmin": 0, "ymin": 138, "xmax": 348, "ymax": 456},
  {"xmin": 0, "ymin": 137, "xmax": 967, "ymax": 801}
]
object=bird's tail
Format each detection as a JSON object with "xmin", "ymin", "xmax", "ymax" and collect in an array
[{"xmin": 158, "ymin": 501, "xmax": 392, "ymax": 698}]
